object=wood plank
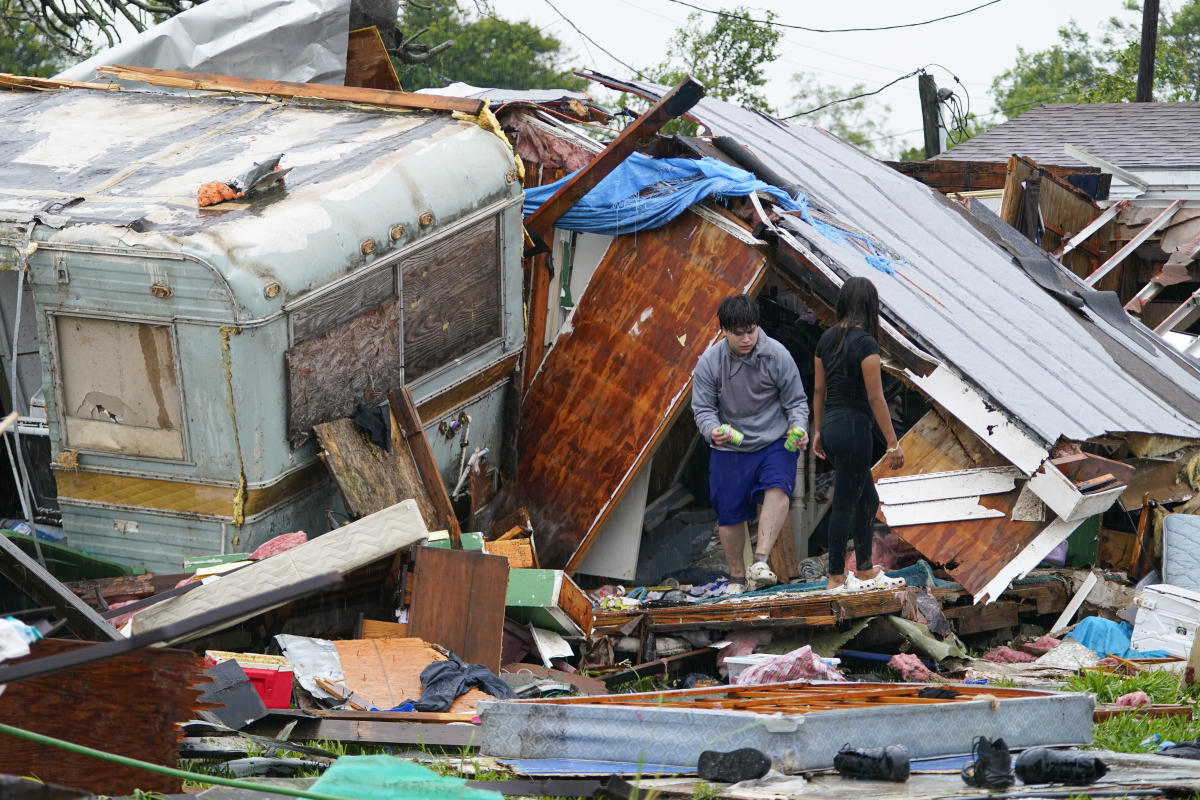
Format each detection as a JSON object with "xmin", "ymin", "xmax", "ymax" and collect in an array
[
  {"xmin": 484, "ymin": 537, "xmax": 537, "ymax": 568},
  {"xmin": 524, "ymin": 76, "xmax": 704, "ymax": 239},
  {"xmin": 0, "ymin": 535, "xmax": 121, "ymax": 640},
  {"xmin": 518, "ymin": 209, "xmax": 766, "ymax": 569},
  {"xmin": 333, "ymin": 638, "xmax": 489, "ymax": 713},
  {"xmin": 943, "ymin": 600, "xmax": 1020, "ymax": 635},
  {"xmin": 314, "ymin": 412, "xmax": 437, "ymax": 524},
  {"xmin": 346, "ymin": 27, "xmax": 403, "ymax": 91},
  {"xmin": 360, "ymin": 618, "xmax": 409, "ymax": 639},
  {"xmin": 408, "ymin": 547, "xmax": 509, "ymax": 671},
  {"xmin": 96, "ymin": 65, "xmax": 484, "ymax": 115},
  {"xmin": 886, "ymin": 159, "xmax": 1101, "ymax": 193},
  {"xmin": 391, "ymin": 387, "xmax": 462, "ymax": 543},
  {"xmin": 0, "ymin": 639, "xmax": 209, "ymax": 795},
  {"xmin": 291, "ymin": 269, "xmax": 393, "ymax": 345},
  {"xmin": 415, "ymin": 352, "xmax": 519, "ymax": 426}
]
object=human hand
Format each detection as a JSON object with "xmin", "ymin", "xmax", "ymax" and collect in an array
[
  {"xmin": 813, "ymin": 432, "xmax": 825, "ymax": 460},
  {"xmin": 794, "ymin": 430, "xmax": 809, "ymax": 451},
  {"xmin": 711, "ymin": 426, "xmax": 731, "ymax": 446},
  {"xmin": 885, "ymin": 443, "xmax": 904, "ymax": 470}
]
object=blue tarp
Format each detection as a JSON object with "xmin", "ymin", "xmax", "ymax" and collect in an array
[
  {"xmin": 1067, "ymin": 616, "xmax": 1170, "ymax": 659},
  {"xmin": 523, "ymin": 152, "xmax": 902, "ymax": 274}
]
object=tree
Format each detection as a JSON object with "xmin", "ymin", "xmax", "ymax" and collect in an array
[
  {"xmin": 393, "ymin": 0, "xmax": 585, "ymax": 91},
  {"xmin": 651, "ymin": 6, "xmax": 782, "ymax": 113},
  {"xmin": 990, "ymin": 1, "xmax": 1200, "ymax": 118},
  {"xmin": 0, "ymin": 23, "xmax": 66, "ymax": 76},
  {"xmin": 0, "ymin": 0, "xmax": 198, "ymax": 59},
  {"xmin": 789, "ymin": 72, "xmax": 897, "ymax": 158}
]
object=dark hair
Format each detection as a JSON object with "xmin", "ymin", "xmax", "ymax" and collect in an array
[
  {"xmin": 717, "ymin": 294, "xmax": 759, "ymax": 331},
  {"xmin": 831, "ymin": 276, "xmax": 880, "ymax": 352}
]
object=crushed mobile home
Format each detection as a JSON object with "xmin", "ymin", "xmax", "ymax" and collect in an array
[{"xmin": 0, "ymin": 73, "xmax": 524, "ymax": 572}]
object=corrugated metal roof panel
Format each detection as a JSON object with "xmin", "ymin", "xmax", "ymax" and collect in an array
[{"xmin": 584, "ymin": 73, "xmax": 1200, "ymax": 446}]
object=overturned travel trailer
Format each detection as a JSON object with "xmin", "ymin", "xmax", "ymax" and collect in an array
[{"xmin": 0, "ymin": 77, "xmax": 524, "ymax": 572}]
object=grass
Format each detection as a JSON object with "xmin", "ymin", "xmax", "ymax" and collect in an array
[{"xmin": 1060, "ymin": 668, "xmax": 1200, "ymax": 754}]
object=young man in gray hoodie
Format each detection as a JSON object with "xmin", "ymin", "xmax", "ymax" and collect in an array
[{"xmin": 692, "ymin": 294, "xmax": 810, "ymax": 594}]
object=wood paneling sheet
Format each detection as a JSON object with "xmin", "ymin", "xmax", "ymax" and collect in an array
[
  {"xmin": 402, "ymin": 217, "xmax": 501, "ymax": 382},
  {"xmin": 0, "ymin": 639, "xmax": 208, "ymax": 795},
  {"xmin": 872, "ymin": 408, "xmax": 1048, "ymax": 595},
  {"xmin": 285, "ymin": 296, "xmax": 400, "ymax": 440},
  {"xmin": 517, "ymin": 209, "xmax": 765, "ymax": 568},
  {"xmin": 346, "ymin": 27, "xmax": 403, "ymax": 91},
  {"xmin": 408, "ymin": 546, "xmax": 509, "ymax": 672}
]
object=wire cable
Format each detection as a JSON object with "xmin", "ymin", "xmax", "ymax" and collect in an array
[
  {"xmin": 542, "ymin": 0, "xmax": 646, "ymax": 78},
  {"xmin": 785, "ymin": 68, "xmax": 922, "ymax": 119},
  {"xmin": 663, "ymin": 0, "xmax": 1004, "ymax": 33}
]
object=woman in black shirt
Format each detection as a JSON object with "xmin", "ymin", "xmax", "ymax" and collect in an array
[{"xmin": 812, "ymin": 277, "xmax": 905, "ymax": 593}]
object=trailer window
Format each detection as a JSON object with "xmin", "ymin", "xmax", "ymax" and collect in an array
[
  {"xmin": 402, "ymin": 215, "xmax": 501, "ymax": 382},
  {"xmin": 55, "ymin": 316, "xmax": 185, "ymax": 460}
]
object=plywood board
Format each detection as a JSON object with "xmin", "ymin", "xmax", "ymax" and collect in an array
[
  {"xmin": 285, "ymin": 297, "xmax": 400, "ymax": 441},
  {"xmin": 408, "ymin": 546, "xmax": 509, "ymax": 672},
  {"xmin": 518, "ymin": 208, "xmax": 766, "ymax": 569},
  {"xmin": 334, "ymin": 637, "xmax": 490, "ymax": 713},
  {"xmin": 346, "ymin": 26, "xmax": 403, "ymax": 91},
  {"xmin": 314, "ymin": 413, "xmax": 437, "ymax": 525}
]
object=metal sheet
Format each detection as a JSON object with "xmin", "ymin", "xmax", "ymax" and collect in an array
[
  {"xmin": 479, "ymin": 691, "xmax": 1094, "ymax": 771},
  {"xmin": 57, "ymin": 0, "xmax": 351, "ymax": 86},
  {"xmin": 584, "ymin": 73, "xmax": 1200, "ymax": 447}
]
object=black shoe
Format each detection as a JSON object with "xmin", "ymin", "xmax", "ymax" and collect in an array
[
  {"xmin": 1015, "ymin": 747, "xmax": 1107, "ymax": 785},
  {"xmin": 833, "ymin": 743, "xmax": 910, "ymax": 781},
  {"xmin": 961, "ymin": 736, "xmax": 1014, "ymax": 788},
  {"xmin": 697, "ymin": 748, "xmax": 771, "ymax": 783}
]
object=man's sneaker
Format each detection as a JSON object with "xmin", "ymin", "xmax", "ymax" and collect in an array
[
  {"xmin": 961, "ymin": 736, "xmax": 1014, "ymax": 788},
  {"xmin": 1014, "ymin": 747, "xmax": 1107, "ymax": 785},
  {"xmin": 746, "ymin": 561, "xmax": 778, "ymax": 590},
  {"xmin": 833, "ymin": 743, "xmax": 910, "ymax": 781},
  {"xmin": 697, "ymin": 748, "xmax": 771, "ymax": 783}
]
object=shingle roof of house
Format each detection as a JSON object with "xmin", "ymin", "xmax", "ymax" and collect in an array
[{"xmin": 934, "ymin": 103, "xmax": 1200, "ymax": 168}]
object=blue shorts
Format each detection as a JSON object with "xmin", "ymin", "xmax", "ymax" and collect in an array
[{"xmin": 709, "ymin": 437, "xmax": 799, "ymax": 526}]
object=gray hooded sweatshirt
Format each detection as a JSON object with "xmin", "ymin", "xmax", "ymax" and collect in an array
[{"xmin": 691, "ymin": 330, "xmax": 809, "ymax": 452}]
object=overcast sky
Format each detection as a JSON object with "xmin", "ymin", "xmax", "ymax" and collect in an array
[{"xmin": 493, "ymin": 0, "xmax": 1138, "ymax": 157}]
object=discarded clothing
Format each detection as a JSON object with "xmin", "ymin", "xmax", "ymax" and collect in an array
[
  {"xmin": 412, "ymin": 659, "xmax": 516, "ymax": 712},
  {"xmin": 352, "ymin": 403, "xmax": 391, "ymax": 451},
  {"xmin": 0, "ymin": 617, "xmax": 40, "ymax": 662},
  {"xmin": 1067, "ymin": 616, "xmax": 1170, "ymax": 659},
  {"xmin": 918, "ymin": 686, "xmax": 960, "ymax": 699},
  {"xmin": 735, "ymin": 645, "xmax": 846, "ymax": 685}
]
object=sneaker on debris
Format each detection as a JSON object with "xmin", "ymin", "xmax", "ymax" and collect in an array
[
  {"xmin": 1015, "ymin": 747, "xmax": 1107, "ymax": 785},
  {"xmin": 721, "ymin": 580, "xmax": 746, "ymax": 596},
  {"xmin": 746, "ymin": 560, "xmax": 778, "ymax": 590},
  {"xmin": 961, "ymin": 736, "xmax": 1014, "ymax": 788},
  {"xmin": 834, "ymin": 743, "xmax": 910, "ymax": 782},
  {"xmin": 698, "ymin": 748, "xmax": 772, "ymax": 783}
]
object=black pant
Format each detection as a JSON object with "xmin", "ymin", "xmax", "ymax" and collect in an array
[{"xmin": 821, "ymin": 407, "xmax": 878, "ymax": 574}]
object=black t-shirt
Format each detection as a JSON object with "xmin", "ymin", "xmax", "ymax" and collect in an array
[{"xmin": 815, "ymin": 326, "xmax": 879, "ymax": 416}]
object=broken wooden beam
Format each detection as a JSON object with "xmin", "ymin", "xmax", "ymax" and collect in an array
[
  {"xmin": 95, "ymin": 65, "xmax": 484, "ymax": 115},
  {"xmin": 390, "ymin": 387, "xmax": 462, "ymax": 546},
  {"xmin": 0, "ymin": 533, "xmax": 121, "ymax": 641}
]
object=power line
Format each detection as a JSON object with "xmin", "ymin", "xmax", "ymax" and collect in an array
[
  {"xmin": 662, "ymin": 0, "xmax": 1004, "ymax": 34},
  {"xmin": 785, "ymin": 68, "xmax": 923, "ymax": 119},
  {"xmin": 541, "ymin": 0, "xmax": 647, "ymax": 79}
]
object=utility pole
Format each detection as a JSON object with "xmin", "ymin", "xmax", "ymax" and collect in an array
[
  {"xmin": 1137, "ymin": 0, "xmax": 1160, "ymax": 102},
  {"xmin": 918, "ymin": 73, "xmax": 940, "ymax": 159}
]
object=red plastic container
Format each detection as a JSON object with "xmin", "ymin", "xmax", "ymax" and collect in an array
[{"xmin": 205, "ymin": 650, "xmax": 294, "ymax": 709}]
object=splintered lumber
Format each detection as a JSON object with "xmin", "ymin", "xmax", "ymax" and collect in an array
[
  {"xmin": 314, "ymin": 414, "xmax": 437, "ymax": 524},
  {"xmin": 0, "ymin": 639, "xmax": 211, "ymax": 795},
  {"xmin": 333, "ymin": 638, "xmax": 491, "ymax": 714},
  {"xmin": 95, "ymin": 65, "xmax": 483, "ymax": 115},
  {"xmin": 390, "ymin": 388, "xmax": 462, "ymax": 546}
]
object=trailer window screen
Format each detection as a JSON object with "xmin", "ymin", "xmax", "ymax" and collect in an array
[
  {"xmin": 402, "ymin": 216, "xmax": 501, "ymax": 382},
  {"xmin": 55, "ymin": 316, "xmax": 185, "ymax": 460}
]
